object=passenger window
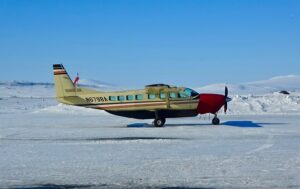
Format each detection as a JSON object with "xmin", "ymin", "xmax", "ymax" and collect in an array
[
  {"xmin": 126, "ymin": 95, "xmax": 134, "ymax": 101},
  {"xmin": 135, "ymin": 94, "xmax": 143, "ymax": 100},
  {"xmin": 118, "ymin": 96, "xmax": 125, "ymax": 101},
  {"xmin": 148, "ymin": 94, "xmax": 156, "ymax": 99},
  {"xmin": 179, "ymin": 92, "xmax": 188, "ymax": 98},
  {"xmin": 160, "ymin": 92, "xmax": 166, "ymax": 99},
  {"xmin": 169, "ymin": 92, "xmax": 177, "ymax": 99},
  {"xmin": 109, "ymin": 96, "xmax": 116, "ymax": 101}
]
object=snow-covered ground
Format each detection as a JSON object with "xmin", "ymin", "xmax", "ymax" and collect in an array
[
  {"xmin": 1, "ymin": 111, "xmax": 300, "ymax": 188},
  {"xmin": 0, "ymin": 76, "xmax": 300, "ymax": 188}
]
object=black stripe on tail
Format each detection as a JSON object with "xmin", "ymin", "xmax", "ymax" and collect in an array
[{"xmin": 53, "ymin": 64, "xmax": 65, "ymax": 70}]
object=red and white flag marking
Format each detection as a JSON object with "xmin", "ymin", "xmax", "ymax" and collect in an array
[{"xmin": 73, "ymin": 73, "xmax": 80, "ymax": 85}]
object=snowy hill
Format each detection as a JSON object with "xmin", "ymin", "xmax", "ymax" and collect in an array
[{"xmin": 196, "ymin": 75, "xmax": 300, "ymax": 95}]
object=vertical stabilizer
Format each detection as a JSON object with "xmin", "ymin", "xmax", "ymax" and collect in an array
[{"xmin": 53, "ymin": 64, "xmax": 76, "ymax": 97}]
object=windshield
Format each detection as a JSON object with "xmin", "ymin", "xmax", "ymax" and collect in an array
[{"xmin": 183, "ymin": 88, "xmax": 199, "ymax": 97}]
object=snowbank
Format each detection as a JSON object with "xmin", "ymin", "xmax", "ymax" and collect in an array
[
  {"xmin": 226, "ymin": 92, "xmax": 300, "ymax": 115},
  {"xmin": 37, "ymin": 103, "xmax": 109, "ymax": 116}
]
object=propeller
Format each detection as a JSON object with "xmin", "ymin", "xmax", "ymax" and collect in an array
[{"xmin": 224, "ymin": 86, "xmax": 229, "ymax": 113}]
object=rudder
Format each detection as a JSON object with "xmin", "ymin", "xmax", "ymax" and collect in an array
[{"xmin": 53, "ymin": 64, "xmax": 76, "ymax": 97}]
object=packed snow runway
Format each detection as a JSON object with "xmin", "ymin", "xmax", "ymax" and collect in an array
[{"xmin": 1, "ymin": 107, "xmax": 300, "ymax": 188}]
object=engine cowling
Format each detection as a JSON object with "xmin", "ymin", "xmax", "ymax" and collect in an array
[{"xmin": 197, "ymin": 94, "xmax": 226, "ymax": 114}]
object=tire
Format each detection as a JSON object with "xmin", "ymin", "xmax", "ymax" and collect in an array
[
  {"xmin": 212, "ymin": 117, "xmax": 220, "ymax": 125},
  {"xmin": 154, "ymin": 118, "xmax": 166, "ymax": 127},
  {"xmin": 161, "ymin": 118, "xmax": 166, "ymax": 125}
]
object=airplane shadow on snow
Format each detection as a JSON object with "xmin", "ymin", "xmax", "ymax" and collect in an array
[
  {"xmin": 222, "ymin": 121, "xmax": 287, "ymax": 128},
  {"xmin": 222, "ymin": 121, "xmax": 263, "ymax": 127},
  {"xmin": 128, "ymin": 121, "xmax": 286, "ymax": 128},
  {"xmin": 127, "ymin": 123, "xmax": 209, "ymax": 128}
]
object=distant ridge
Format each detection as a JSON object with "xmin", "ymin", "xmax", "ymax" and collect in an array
[
  {"xmin": 0, "ymin": 79, "xmax": 116, "ymax": 98},
  {"xmin": 0, "ymin": 81, "xmax": 53, "ymax": 87},
  {"xmin": 0, "ymin": 79, "xmax": 114, "ymax": 89},
  {"xmin": 196, "ymin": 75, "xmax": 300, "ymax": 95}
]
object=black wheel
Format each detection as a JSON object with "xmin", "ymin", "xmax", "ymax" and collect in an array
[
  {"xmin": 212, "ymin": 117, "xmax": 220, "ymax": 125},
  {"xmin": 154, "ymin": 118, "xmax": 166, "ymax": 127}
]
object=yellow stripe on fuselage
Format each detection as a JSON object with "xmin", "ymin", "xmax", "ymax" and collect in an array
[{"xmin": 82, "ymin": 99, "xmax": 199, "ymax": 110}]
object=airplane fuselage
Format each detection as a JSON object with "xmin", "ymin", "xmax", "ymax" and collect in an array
[{"xmin": 58, "ymin": 84, "xmax": 200, "ymax": 119}]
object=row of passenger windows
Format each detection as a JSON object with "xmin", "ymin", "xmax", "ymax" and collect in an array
[
  {"xmin": 108, "ymin": 89, "xmax": 199, "ymax": 102},
  {"xmin": 109, "ymin": 95, "xmax": 139, "ymax": 101},
  {"xmin": 109, "ymin": 92, "xmax": 188, "ymax": 101}
]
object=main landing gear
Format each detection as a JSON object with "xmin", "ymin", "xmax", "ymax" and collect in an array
[
  {"xmin": 212, "ymin": 114, "xmax": 220, "ymax": 125},
  {"xmin": 154, "ymin": 118, "xmax": 166, "ymax": 127},
  {"xmin": 153, "ymin": 111, "xmax": 166, "ymax": 127}
]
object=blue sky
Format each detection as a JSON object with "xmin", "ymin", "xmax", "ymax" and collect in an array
[{"xmin": 0, "ymin": 0, "xmax": 299, "ymax": 87}]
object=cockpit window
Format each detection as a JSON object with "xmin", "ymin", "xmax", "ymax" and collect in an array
[{"xmin": 183, "ymin": 88, "xmax": 199, "ymax": 97}]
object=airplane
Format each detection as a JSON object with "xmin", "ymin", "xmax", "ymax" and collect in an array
[{"xmin": 53, "ymin": 64, "xmax": 231, "ymax": 127}]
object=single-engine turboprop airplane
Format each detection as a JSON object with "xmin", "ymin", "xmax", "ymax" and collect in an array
[{"xmin": 53, "ymin": 64, "xmax": 231, "ymax": 127}]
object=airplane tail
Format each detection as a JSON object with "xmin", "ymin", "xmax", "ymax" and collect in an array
[{"xmin": 53, "ymin": 64, "xmax": 77, "ymax": 98}]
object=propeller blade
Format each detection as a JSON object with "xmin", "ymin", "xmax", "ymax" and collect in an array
[{"xmin": 224, "ymin": 86, "xmax": 228, "ymax": 113}]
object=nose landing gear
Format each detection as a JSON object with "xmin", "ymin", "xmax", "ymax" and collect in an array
[
  {"xmin": 154, "ymin": 118, "xmax": 166, "ymax": 127},
  {"xmin": 212, "ymin": 114, "xmax": 220, "ymax": 125}
]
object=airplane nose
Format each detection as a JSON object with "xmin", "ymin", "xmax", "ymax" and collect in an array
[
  {"xmin": 197, "ymin": 87, "xmax": 231, "ymax": 114},
  {"xmin": 226, "ymin": 97, "xmax": 232, "ymax": 102},
  {"xmin": 197, "ymin": 94, "xmax": 225, "ymax": 114}
]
